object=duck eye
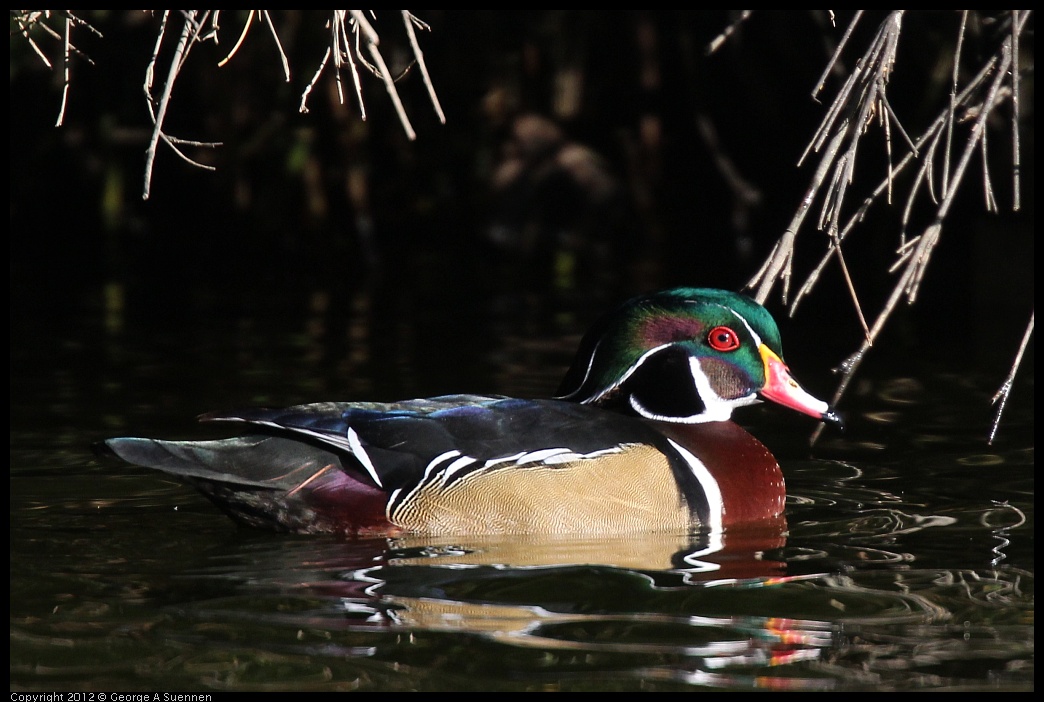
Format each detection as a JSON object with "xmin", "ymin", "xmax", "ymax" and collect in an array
[{"xmin": 707, "ymin": 326, "xmax": 741, "ymax": 352}]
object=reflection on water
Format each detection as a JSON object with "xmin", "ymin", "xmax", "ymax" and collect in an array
[
  {"xmin": 385, "ymin": 526, "xmax": 786, "ymax": 574},
  {"xmin": 11, "ymin": 451, "xmax": 1033, "ymax": 691},
  {"xmin": 10, "ymin": 279, "xmax": 1033, "ymax": 691}
]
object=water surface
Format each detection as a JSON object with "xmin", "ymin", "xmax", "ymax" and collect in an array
[{"xmin": 11, "ymin": 279, "xmax": 1033, "ymax": 691}]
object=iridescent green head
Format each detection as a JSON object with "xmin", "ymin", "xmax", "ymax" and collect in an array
[{"xmin": 556, "ymin": 288, "xmax": 839, "ymax": 426}]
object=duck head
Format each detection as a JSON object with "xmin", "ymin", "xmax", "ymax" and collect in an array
[{"xmin": 556, "ymin": 287, "xmax": 843, "ymax": 428}]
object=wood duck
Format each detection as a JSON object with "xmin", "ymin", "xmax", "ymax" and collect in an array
[{"xmin": 98, "ymin": 287, "xmax": 842, "ymax": 536}]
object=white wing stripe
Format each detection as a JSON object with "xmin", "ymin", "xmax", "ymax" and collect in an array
[
  {"xmin": 243, "ymin": 421, "xmax": 386, "ymax": 486},
  {"xmin": 346, "ymin": 427, "xmax": 382, "ymax": 488}
]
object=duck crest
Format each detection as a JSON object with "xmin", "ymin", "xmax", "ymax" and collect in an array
[
  {"xmin": 97, "ymin": 287, "xmax": 840, "ymax": 537},
  {"xmin": 556, "ymin": 288, "xmax": 795, "ymax": 424}
]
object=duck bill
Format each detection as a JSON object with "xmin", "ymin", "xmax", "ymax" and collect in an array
[{"xmin": 758, "ymin": 345, "xmax": 844, "ymax": 429}]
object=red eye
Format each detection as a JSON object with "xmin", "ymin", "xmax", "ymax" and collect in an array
[{"xmin": 707, "ymin": 326, "xmax": 741, "ymax": 352}]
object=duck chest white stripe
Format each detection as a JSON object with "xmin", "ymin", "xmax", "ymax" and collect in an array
[{"xmin": 665, "ymin": 438, "xmax": 724, "ymax": 533}]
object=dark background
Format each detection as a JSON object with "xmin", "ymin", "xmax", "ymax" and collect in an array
[{"xmin": 10, "ymin": 11, "xmax": 1034, "ymax": 395}]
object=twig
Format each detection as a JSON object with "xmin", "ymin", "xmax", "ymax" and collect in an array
[
  {"xmin": 56, "ymin": 14, "xmax": 70, "ymax": 127},
  {"xmin": 831, "ymin": 231, "xmax": 872, "ymax": 343},
  {"xmin": 299, "ymin": 46, "xmax": 331, "ymax": 114},
  {"xmin": 766, "ymin": 11, "xmax": 1026, "ymax": 314},
  {"xmin": 942, "ymin": 11, "xmax": 967, "ymax": 199},
  {"xmin": 1010, "ymin": 11, "xmax": 1022, "ymax": 212},
  {"xmin": 705, "ymin": 11, "xmax": 754, "ymax": 55},
  {"xmin": 989, "ymin": 311, "xmax": 1033, "ymax": 445},
  {"xmin": 809, "ymin": 222, "xmax": 936, "ymax": 446},
  {"xmin": 299, "ymin": 11, "xmax": 443, "ymax": 140},
  {"xmin": 980, "ymin": 127, "xmax": 998, "ymax": 212},
  {"xmin": 143, "ymin": 10, "xmax": 221, "ymax": 200},
  {"xmin": 333, "ymin": 11, "xmax": 367, "ymax": 118},
  {"xmin": 403, "ymin": 11, "xmax": 445, "ymax": 124},
  {"xmin": 12, "ymin": 10, "xmax": 101, "ymax": 125},
  {"xmin": 816, "ymin": 13, "xmax": 905, "ymax": 237},
  {"xmin": 23, "ymin": 11, "xmax": 444, "ymax": 196},
  {"xmin": 749, "ymin": 124, "xmax": 846, "ymax": 304},
  {"xmin": 15, "ymin": 11, "xmax": 55, "ymax": 68},
  {"xmin": 261, "ymin": 10, "xmax": 291, "ymax": 82},
  {"xmin": 810, "ymin": 10, "xmax": 862, "ymax": 101},
  {"xmin": 756, "ymin": 12, "xmax": 909, "ymax": 313},
  {"xmin": 216, "ymin": 11, "xmax": 290, "ymax": 82},
  {"xmin": 216, "ymin": 9, "xmax": 255, "ymax": 67},
  {"xmin": 810, "ymin": 32, "xmax": 1019, "ymax": 444},
  {"xmin": 790, "ymin": 123, "xmax": 938, "ymax": 316},
  {"xmin": 351, "ymin": 10, "xmax": 416, "ymax": 140}
]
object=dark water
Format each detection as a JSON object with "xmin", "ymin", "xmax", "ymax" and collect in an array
[{"xmin": 11, "ymin": 278, "xmax": 1033, "ymax": 692}]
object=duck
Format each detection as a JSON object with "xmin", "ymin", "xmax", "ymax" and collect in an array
[{"xmin": 97, "ymin": 287, "xmax": 842, "ymax": 537}]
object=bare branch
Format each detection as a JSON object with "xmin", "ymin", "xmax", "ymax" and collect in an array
[
  {"xmin": 942, "ymin": 11, "xmax": 968, "ymax": 198},
  {"xmin": 756, "ymin": 13, "xmax": 912, "ymax": 316},
  {"xmin": 143, "ymin": 10, "xmax": 222, "ymax": 200},
  {"xmin": 831, "ymin": 233, "xmax": 872, "ymax": 343},
  {"xmin": 14, "ymin": 12, "xmax": 55, "ymax": 69},
  {"xmin": 216, "ymin": 9, "xmax": 255, "ymax": 67},
  {"xmin": 12, "ymin": 10, "xmax": 101, "ymax": 125},
  {"xmin": 214, "ymin": 10, "xmax": 290, "ymax": 82},
  {"xmin": 705, "ymin": 11, "xmax": 754, "ymax": 55},
  {"xmin": 737, "ymin": 11, "xmax": 1033, "ymax": 444},
  {"xmin": 21, "ymin": 11, "xmax": 444, "ymax": 196},
  {"xmin": 980, "ymin": 127, "xmax": 998, "ymax": 213},
  {"xmin": 331, "ymin": 11, "xmax": 367, "ymax": 118},
  {"xmin": 795, "ymin": 43, "xmax": 1005, "ymax": 314},
  {"xmin": 299, "ymin": 46, "xmax": 331, "ymax": 114},
  {"xmin": 55, "ymin": 14, "xmax": 70, "ymax": 127},
  {"xmin": 403, "ymin": 11, "xmax": 445, "ymax": 124},
  {"xmin": 810, "ymin": 10, "xmax": 862, "ymax": 101},
  {"xmin": 811, "ymin": 33, "xmax": 1021, "ymax": 443},
  {"xmin": 989, "ymin": 311, "xmax": 1034, "ymax": 444},
  {"xmin": 1010, "ymin": 11, "xmax": 1022, "ymax": 211},
  {"xmin": 932, "ymin": 44, "xmax": 1012, "ymax": 224},
  {"xmin": 809, "ymin": 224, "xmax": 933, "ymax": 445},
  {"xmin": 261, "ymin": 10, "xmax": 291, "ymax": 82},
  {"xmin": 749, "ymin": 124, "xmax": 846, "ymax": 304},
  {"xmin": 763, "ymin": 11, "xmax": 1026, "ymax": 315},
  {"xmin": 355, "ymin": 12, "xmax": 416, "ymax": 140}
]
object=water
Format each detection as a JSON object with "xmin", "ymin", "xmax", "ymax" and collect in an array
[{"xmin": 10, "ymin": 278, "xmax": 1033, "ymax": 692}]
